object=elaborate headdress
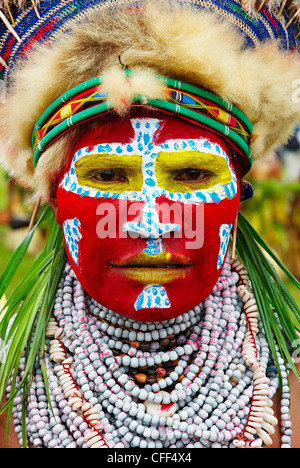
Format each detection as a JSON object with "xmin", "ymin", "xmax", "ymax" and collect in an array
[
  {"xmin": 0, "ymin": 0, "xmax": 299, "ymax": 201},
  {"xmin": 0, "ymin": 0, "xmax": 300, "ymax": 447}
]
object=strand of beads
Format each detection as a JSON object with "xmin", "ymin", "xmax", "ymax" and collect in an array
[
  {"xmin": 6, "ymin": 352, "xmax": 81, "ymax": 448},
  {"xmin": 88, "ymin": 302, "xmax": 197, "ymax": 353},
  {"xmin": 7, "ymin": 256, "xmax": 289, "ymax": 448},
  {"xmin": 267, "ymin": 352, "xmax": 292, "ymax": 448},
  {"xmin": 46, "ymin": 309, "xmax": 109, "ymax": 447},
  {"xmin": 47, "ymin": 259, "xmax": 258, "ymax": 447},
  {"xmin": 231, "ymin": 257, "xmax": 278, "ymax": 448},
  {"xmin": 188, "ymin": 281, "xmax": 254, "ymax": 447},
  {"xmin": 261, "ymin": 304, "xmax": 292, "ymax": 450}
]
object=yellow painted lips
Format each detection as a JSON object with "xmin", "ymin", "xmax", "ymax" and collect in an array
[{"xmin": 110, "ymin": 252, "xmax": 193, "ymax": 284}]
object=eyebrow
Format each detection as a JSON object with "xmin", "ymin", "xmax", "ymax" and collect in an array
[
  {"xmin": 155, "ymin": 150, "xmax": 231, "ymax": 170},
  {"xmin": 156, "ymin": 138, "xmax": 229, "ymax": 155},
  {"xmin": 75, "ymin": 152, "xmax": 143, "ymax": 167}
]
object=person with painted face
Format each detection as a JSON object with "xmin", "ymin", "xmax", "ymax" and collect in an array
[
  {"xmin": 0, "ymin": 0, "xmax": 300, "ymax": 449},
  {"xmin": 52, "ymin": 109, "xmax": 240, "ymax": 322}
]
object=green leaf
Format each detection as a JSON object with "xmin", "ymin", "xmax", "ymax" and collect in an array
[
  {"xmin": 238, "ymin": 211, "xmax": 300, "ymax": 289},
  {"xmin": 236, "ymin": 211, "xmax": 300, "ymax": 386},
  {"xmin": 0, "ymin": 209, "xmax": 66, "ymax": 414},
  {"xmin": 0, "ymin": 206, "xmax": 52, "ymax": 301}
]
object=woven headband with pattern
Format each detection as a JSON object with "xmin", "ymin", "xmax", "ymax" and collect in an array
[
  {"xmin": 31, "ymin": 72, "xmax": 253, "ymax": 172},
  {"xmin": 0, "ymin": 0, "xmax": 299, "ymax": 89}
]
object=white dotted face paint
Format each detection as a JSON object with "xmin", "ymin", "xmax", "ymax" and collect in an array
[
  {"xmin": 135, "ymin": 285, "xmax": 171, "ymax": 311},
  {"xmin": 218, "ymin": 224, "xmax": 233, "ymax": 269},
  {"xmin": 63, "ymin": 218, "xmax": 82, "ymax": 267},
  {"xmin": 144, "ymin": 238, "xmax": 163, "ymax": 256},
  {"xmin": 60, "ymin": 118, "xmax": 237, "ymax": 206},
  {"xmin": 56, "ymin": 114, "xmax": 240, "ymax": 321}
]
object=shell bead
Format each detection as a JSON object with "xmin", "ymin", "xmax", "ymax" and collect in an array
[{"xmin": 6, "ymin": 257, "xmax": 291, "ymax": 448}]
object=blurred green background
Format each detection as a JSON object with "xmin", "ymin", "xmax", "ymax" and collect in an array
[{"xmin": 0, "ymin": 168, "xmax": 37, "ymax": 296}]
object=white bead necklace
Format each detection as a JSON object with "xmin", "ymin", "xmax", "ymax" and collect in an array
[{"xmin": 7, "ymin": 255, "xmax": 291, "ymax": 448}]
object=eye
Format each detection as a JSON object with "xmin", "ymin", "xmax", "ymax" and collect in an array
[
  {"xmin": 175, "ymin": 168, "xmax": 213, "ymax": 183},
  {"xmin": 90, "ymin": 170, "xmax": 128, "ymax": 183}
]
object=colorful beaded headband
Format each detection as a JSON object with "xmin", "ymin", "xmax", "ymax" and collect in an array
[{"xmin": 32, "ymin": 72, "xmax": 253, "ymax": 173}]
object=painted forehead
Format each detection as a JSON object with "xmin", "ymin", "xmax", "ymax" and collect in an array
[
  {"xmin": 60, "ymin": 117, "xmax": 238, "ymax": 205},
  {"xmin": 70, "ymin": 113, "xmax": 230, "ymax": 154},
  {"xmin": 72, "ymin": 117, "xmax": 231, "ymax": 164}
]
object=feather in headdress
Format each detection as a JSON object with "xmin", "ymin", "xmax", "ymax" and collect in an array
[
  {"xmin": 0, "ymin": 1, "xmax": 40, "ymax": 7},
  {"xmin": 238, "ymin": 0, "xmax": 300, "ymax": 28},
  {"xmin": 0, "ymin": 0, "xmax": 40, "ymax": 28}
]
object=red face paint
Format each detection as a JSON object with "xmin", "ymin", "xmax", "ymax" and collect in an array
[{"xmin": 56, "ymin": 110, "xmax": 240, "ymax": 322}]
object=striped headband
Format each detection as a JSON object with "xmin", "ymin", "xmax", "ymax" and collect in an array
[{"xmin": 32, "ymin": 71, "xmax": 253, "ymax": 173}]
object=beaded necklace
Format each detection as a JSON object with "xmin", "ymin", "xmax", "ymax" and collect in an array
[{"xmin": 7, "ymin": 255, "xmax": 292, "ymax": 448}]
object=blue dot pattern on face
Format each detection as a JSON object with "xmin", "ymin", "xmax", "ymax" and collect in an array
[
  {"xmin": 217, "ymin": 223, "xmax": 233, "ymax": 269},
  {"xmin": 144, "ymin": 238, "xmax": 163, "ymax": 256},
  {"xmin": 134, "ymin": 285, "xmax": 171, "ymax": 311},
  {"xmin": 60, "ymin": 117, "xmax": 238, "ymax": 211},
  {"xmin": 59, "ymin": 118, "xmax": 238, "ymax": 310},
  {"xmin": 63, "ymin": 218, "xmax": 82, "ymax": 266}
]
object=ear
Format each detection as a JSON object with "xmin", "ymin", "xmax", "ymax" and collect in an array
[{"xmin": 240, "ymin": 179, "xmax": 254, "ymax": 202}]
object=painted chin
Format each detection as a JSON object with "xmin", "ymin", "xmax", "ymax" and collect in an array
[{"xmin": 99, "ymin": 262, "xmax": 205, "ymax": 322}]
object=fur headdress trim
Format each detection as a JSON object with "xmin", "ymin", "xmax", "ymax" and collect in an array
[{"xmin": 0, "ymin": 1, "xmax": 299, "ymax": 202}]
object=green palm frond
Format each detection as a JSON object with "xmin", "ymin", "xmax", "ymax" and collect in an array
[
  {"xmin": 236, "ymin": 211, "xmax": 300, "ymax": 385},
  {"xmin": 0, "ymin": 206, "xmax": 66, "ymax": 447}
]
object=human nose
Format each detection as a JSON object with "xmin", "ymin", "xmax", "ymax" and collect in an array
[{"xmin": 122, "ymin": 197, "xmax": 181, "ymax": 239}]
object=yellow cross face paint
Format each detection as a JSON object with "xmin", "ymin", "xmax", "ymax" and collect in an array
[
  {"xmin": 76, "ymin": 153, "xmax": 143, "ymax": 193},
  {"xmin": 58, "ymin": 114, "xmax": 240, "ymax": 322},
  {"xmin": 75, "ymin": 147, "xmax": 233, "ymax": 197}
]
